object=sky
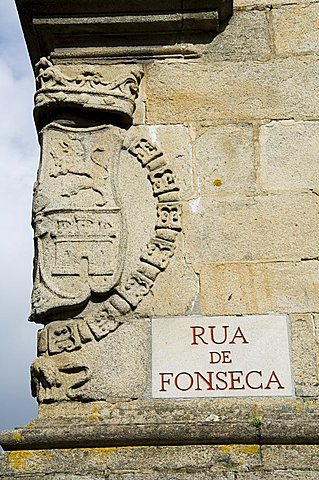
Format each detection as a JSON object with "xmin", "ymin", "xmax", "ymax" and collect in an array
[{"xmin": 0, "ymin": 0, "xmax": 40, "ymax": 431}]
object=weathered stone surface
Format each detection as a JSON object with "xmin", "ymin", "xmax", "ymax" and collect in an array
[
  {"xmin": 0, "ymin": 476, "xmax": 106, "ymax": 480},
  {"xmin": 5, "ymin": 1, "xmax": 319, "ymax": 479},
  {"xmin": 4, "ymin": 398, "xmax": 319, "ymax": 451},
  {"xmin": 290, "ymin": 314, "xmax": 319, "ymax": 397},
  {"xmin": 234, "ymin": 0, "xmax": 318, "ymax": 8},
  {"xmin": 118, "ymin": 137, "xmax": 157, "ymax": 290},
  {"xmin": 107, "ymin": 124, "xmax": 197, "ymax": 318},
  {"xmin": 34, "ymin": 60, "xmax": 144, "ymax": 129},
  {"xmin": 31, "ymin": 316, "xmax": 150, "ymax": 403},
  {"xmin": 16, "ymin": 0, "xmax": 233, "ymax": 65},
  {"xmin": 2, "ymin": 443, "xmax": 319, "ymax": 477},
  {"xmin": 236, "ymin": 472, "xmax": 319, "ymax": 480},
  {"xmin": 2, "ymin": 470, "xmax": 319, "ymax": 480},
  {"xmin": 195, "ymin": 124, "xmax": 256, "ymax": 195},
  {"xmin": 198, "ymin": 260, "xmax": 319, "ymax": 316},
  {"xmin": 146, "ymin": 59, "xmax": 319, "ymax": 124},
  {"xmin": 260, "ymin": 120, "xmax": 319, "ymax": 192},
  {"xmin": 118, "ymin": 124, "xmax": 189, "ymax": 277},
  {"xmin": 272, "ymin": 4, "xmax": 319, "ymax": 55},
  {"xmin": 185, "ymin": 193, "xmax": 319, "ymax": 264},
  {"xmin": 0, "ymin": 445, "xmax": 260, "ymax": 476},
  {"xmin": 31, "ymin": 120, "xmax": 185, "ymax": 327},
  {"xmin": 262, "ymin": 445, "xmax": 319, "ymax": 470},
  {"xmin": 202, "ymin": 10, "xmax": 271, "ymax": 61},
  {"xmin": 124, "ymin": 125, "xmax": 194, "ymax": 201},
  {"xmin": 107, "ymin": 475, "xmax": 235, "ymax": 480},
  {"xmin": 0, "ymin": 474, "xmax": 234, "ymax": 480},
  {"xmin": 136, "ymin": 236, "xmax": 199, "ymax": 317},
  {"xmin": 31, "ymin": 123, "xmax": 127, "ymax": 319},
  {"xmin": 50, "ymin": 477, "xmax": 104, "ymax": 480}
]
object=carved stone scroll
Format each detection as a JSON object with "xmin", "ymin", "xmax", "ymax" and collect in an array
[
  {"xmin": 103, "ymin": 136, "xmax": 182, "ymax": 316},
  {"xmin": 31, "ymin": 355, "xmax": 92, "ymax": 403},
  {"xmin": 31, "ymin": 316, "xmax": 123, "ymax": 403}
]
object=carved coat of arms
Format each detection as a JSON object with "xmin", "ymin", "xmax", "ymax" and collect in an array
[
  {"xmin": 32, "ymin": 124, "xmax": 126, "ymax": 320},
  {"xmin": 26, "ymin": 60, "xmax": 184, "ymax": 404}
]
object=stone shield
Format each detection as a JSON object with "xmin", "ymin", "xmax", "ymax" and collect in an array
[{"xmin": 31, "ymin": 123, "xmax": 126, "ymax": 321}]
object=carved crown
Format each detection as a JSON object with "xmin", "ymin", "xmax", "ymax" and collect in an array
[{"xmin": 34, "ymin": 58, "xmax": 143, "ymax": 127}]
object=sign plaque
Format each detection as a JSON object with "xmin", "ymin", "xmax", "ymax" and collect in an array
[{"xmin": 152, "ymin": 315, "xmax": 294, "ymax": 398}]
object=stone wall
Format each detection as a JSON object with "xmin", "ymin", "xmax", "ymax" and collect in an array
[
  {"xmin": 1, "ymin": 444, "xmax": 319, "ymax": 479},
  {"xmin": 137, "ymin": 0, "xmax": 319, "ymax": 399},
  {"xmin": 1, "ymin": 0, "xmax": 319, "ymax": 477}
]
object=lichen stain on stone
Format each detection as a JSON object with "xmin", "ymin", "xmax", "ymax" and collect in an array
[
  {"xmin": 213, "ymin": 179, "xmax": 222, "ymax": 187},
  {"xmin": 294, "ymin": 400, "xmax": 319, "ymax": 412},
  {"xmin": 220, "ymin": 445, "xmax": 259, "ymax": 455},
  {"xmin": 8, "ymin": 451, "xmax": 33, "ymax": 472},
  {"xmin": 8, "ymin": 450, "xmax": 52, "ymax": 472},
  {"xmin": 85, "ymin": 404, "xmax": 102, "ymax": 421},
  {"xmin": 304, "ymin": 400, "xmax": 319, "ymax": 410},
  {"xmin": 82, "ymin": 447, "xmax": 118, "ymax": 460},
  {"xmin": 81, "ymin": 445, "xmax": 159, "ymax": 462},
  {"xmin": 26, "ymin": 422, "xmax": 36, "ymax": 429},
  {"xmin": 182, "ymin": 413, "xmax": 192, "ymax": 421}
]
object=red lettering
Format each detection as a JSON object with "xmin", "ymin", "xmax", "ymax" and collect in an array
[
  {"xmin": 209, "ymin": 351, "xmax": 232, "ymax": 364},
  {"xmin": 229, "ymin": 370, "xmax": 245, "ymax": 390},
  {"xmin": 175, "ymin": 372, "xmax": 194, "ymax": 391},
  {"xmin": 246, "ymin": 370, "xmax": 263, "ymax": 390},
  {"xmin": 159, "ymin": 372, "xmax": 174, "ymax": 392},
  {"xmin": 229, "ymin": 326, "xmax": 249, "ymax": 344},
  {"xmin": 265, "ymin": 370, "xmax": 285, "ymax": 390},
  {"xmin": 215, "ymin": 371, "xmax": 228, "ymax": 390},
  {"xmin": 222, "ymin": 351, "xmax": 232, "ymax": 363},
  {"xmin": 209, "ymin": 326, "xmax": 229, "ymax": 344},
  {"xmin": 191, "ymin": 326, "xmax": 208, "ymax": 345},
  {"xmin": 194, "ymin": 371, "xmax": 214, "ymax": 391},
  {"xmin": 209, "ymin": 351, "xmax": 222, "ymax": 364}
]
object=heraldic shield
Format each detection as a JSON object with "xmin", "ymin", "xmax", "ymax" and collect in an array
[{"xmin": 31, "ymin": 124, "xmax": 126, "ymax": 321}]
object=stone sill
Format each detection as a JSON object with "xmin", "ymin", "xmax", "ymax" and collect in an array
[
  {"xmin": 15, "ymin": 0, "xmax": 233, "ymax": 66},
  {"xmin": 1, "ymin": 397, "xmax": 319, "ymax": 451}
]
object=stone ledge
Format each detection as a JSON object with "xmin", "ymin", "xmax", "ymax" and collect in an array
[
  {"xmin": 1, "ymin": 445, "xmax": 319, "ymax": 478},
  {"xmin": 15, "ymin": 0, "xmax": 233, "ymax": 66},
  {"xmin": 1, "ymin": 398, "xmax": 319, "ymax": 450}
]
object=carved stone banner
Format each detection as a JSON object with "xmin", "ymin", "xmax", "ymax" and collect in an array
[{"xmin": 103, "ymin": 135, "xmax": 182, "ymax": 316}]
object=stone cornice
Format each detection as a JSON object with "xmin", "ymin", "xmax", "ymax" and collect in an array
[
  {"xmin": 15, "ymin": 0, "xmax": 233, "ymax": 66},
  {"xmin": 1, "ymin": 397, "xmax": 319, "ymax": 450}
]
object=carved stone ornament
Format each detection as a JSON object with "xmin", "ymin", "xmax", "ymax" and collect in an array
[
  {"xmin": 34, "ymin": 58, "xmax": 143, "ymax": 127},
  {"xmin": 30, "ymin": 129, "xmax": 182, "ymax": 401},
  {"xmin": 102, "ymin": 136, "xmax": 182, "ymax": 316},
  {"xmin": 28, "ymin": 55, "xmax": 182, "ymax": 403},
  {"xmin": 31, "ymin": 128, "xmax": 182, "ymax": 323},
  {"xmin": 31, "ymin": 123, "xmax": 126, "ymax": 319},
  {"xmin": 31, "ymin": 316, "xmax": 122, "ymax": 403}
]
